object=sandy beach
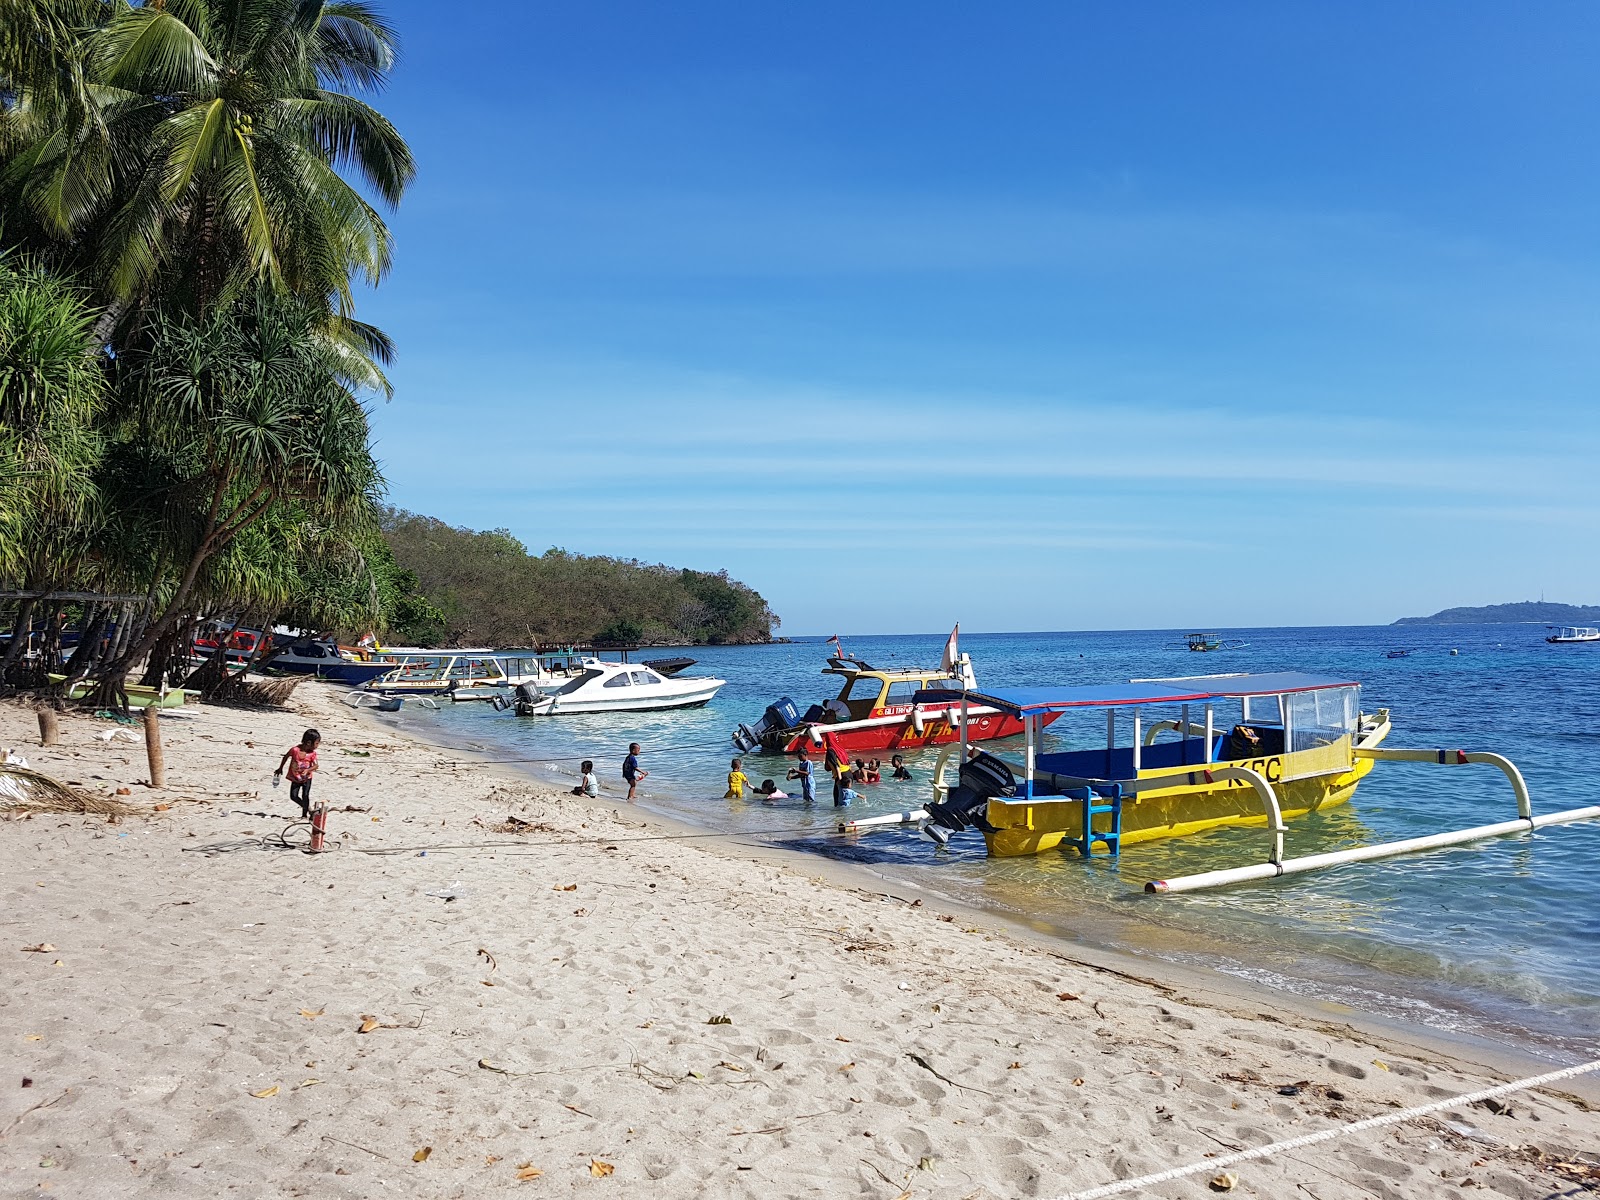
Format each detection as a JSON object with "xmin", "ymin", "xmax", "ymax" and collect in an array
[{"xmin": 2, "ymin": 684, "xmax": 1597, "ymax": 1199}]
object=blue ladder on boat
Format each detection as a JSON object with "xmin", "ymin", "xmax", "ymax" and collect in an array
[{"xmin": 1062, "ymin": 782, "xmax": 1122, "ymax": 857}]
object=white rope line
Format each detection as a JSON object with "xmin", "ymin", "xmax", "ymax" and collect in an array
[{"xmin": 1058, "ymin": 1057, "xmax": 1600, "ymax": 1200}]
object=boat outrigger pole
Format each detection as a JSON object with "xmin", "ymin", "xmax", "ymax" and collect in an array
[{"xmin": 1148, "ymin": 746, "xmax": 1600, "ymax": 894}]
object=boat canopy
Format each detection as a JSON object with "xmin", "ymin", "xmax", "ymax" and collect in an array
[{"xmin": 914, "ymin": 672, "xmax": 1358, "ymax": 715}]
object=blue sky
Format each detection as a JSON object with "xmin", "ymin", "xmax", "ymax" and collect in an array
[{"xmin": 358, "ymin": 2, "xmax": 1600, "ymax": 635}]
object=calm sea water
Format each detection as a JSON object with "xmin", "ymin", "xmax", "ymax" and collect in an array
[{"xmin": 389, "ymin": 626, "xmax": 1600, "ymax": 1061}]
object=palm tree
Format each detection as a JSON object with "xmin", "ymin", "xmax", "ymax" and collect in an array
[
  {"xmin": 94, "ymin": 286, "xmax": 384, "ymax": 700},
  {"xmin": 0, "ymin": 258, "xmax": 107, "ymax": 679},
  {"xmin": 1, "ymin": 0, "xmax": 413, "ymax": 343}
]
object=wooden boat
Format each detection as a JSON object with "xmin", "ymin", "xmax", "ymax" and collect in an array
[
  {"xmin": 48, "ymin": 675, "xmax": 187, "ymax": 708},
  {"xmin": 1181, "ymin": 632, "xmax": 1247, "ymax": 652},
  {"xmin": 1546, "ymin": 626, "xmax": 1600, "ymax": 644},
  {"xmin": 833, "ymin": 672, "xmax": 1597, "ymax": 895},
  {"xmin": 732, "ymin": 650, "xmax": 1059, "ymax": 756},
  {"xmin": 913, "ymin": 672, "xmax": 1386, "ymax": 856}
]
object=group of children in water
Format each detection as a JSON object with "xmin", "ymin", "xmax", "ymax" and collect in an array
[{"xmin": 724, "ymin": 747, "xmax": 913, "ymax": 806}]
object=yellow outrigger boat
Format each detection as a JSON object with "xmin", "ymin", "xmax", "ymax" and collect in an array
[
  {"xmin": 914, "ymin": 672, "xmax": 1384, "ymax": 856},
  {"xmin": 834, "ymin": 671, "xmax": 1600, "ymax": 892}
]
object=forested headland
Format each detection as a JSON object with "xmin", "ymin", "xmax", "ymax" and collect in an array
[
  {"xmin": 380, "ymin": 509, "xmax": 777, "ymax": 648},
  {"xmin": 0, "ymin": 1, "xmax": 771, "ymax": 705},
  {"xmin": 1393, "ymin": 601, "xmax": 1600, "ymax": 625}
]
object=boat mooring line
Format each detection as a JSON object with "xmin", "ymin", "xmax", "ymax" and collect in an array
[{"xmin": 1055, "ymin": 1057, "xmax": 1600, "ymax": 1200}]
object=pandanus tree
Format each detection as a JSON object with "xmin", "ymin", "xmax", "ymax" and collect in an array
[
  {"xmin": 0, "ymin": 0, "xmax": 412, "ymax": 387},
  {"xmin": 93, "ymin": 288, "xmax": 383, "ymax": 702},
  {"xmin": 0, "ymin": 259, "xmax": 108, "ymax": 680}
]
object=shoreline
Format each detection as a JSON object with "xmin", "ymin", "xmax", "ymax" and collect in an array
[
  {"xmin": 4, "ymin": 683, "xmax": 1598, "ymax": 1198},
  {"xmin": 368, "ymin": 704, "xmax": 1600, "ymax": 1076}
]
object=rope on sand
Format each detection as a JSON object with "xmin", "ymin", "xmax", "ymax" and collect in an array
[{"xmin": 1057, "ymin": 1058, "xmax": 1600, "ymax": 1200}]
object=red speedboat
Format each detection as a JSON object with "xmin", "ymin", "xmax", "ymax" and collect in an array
[{"xmin": 733, "ymin": 645, "xmax": 1060, "ymax": 756}]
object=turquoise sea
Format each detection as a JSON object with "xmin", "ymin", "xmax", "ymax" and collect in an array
[{"xmin": 390, "ymin": 625, "xmax": 1600, "ymax": 1062}]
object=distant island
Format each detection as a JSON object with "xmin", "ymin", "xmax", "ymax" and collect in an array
[{"xmin": 1393, "ymin": 601, "xmax": 1600, "ymax": 626}]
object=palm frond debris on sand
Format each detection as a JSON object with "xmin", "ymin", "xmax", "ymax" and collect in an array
[{"xmin": 0, "ymin": 764, "xmax": 138, "ymax": 817}]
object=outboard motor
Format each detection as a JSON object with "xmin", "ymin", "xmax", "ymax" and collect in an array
[
  {"xmin": 513, "ymin": 682, "xmax": 540, "ymax": 705},
  {"xmin": 922, "ymin": 751, "xmax": 1016, "ymax": 846},
  {"xmin": 731, "ymin": 696, "xmax": 799, "ymax": 752}
]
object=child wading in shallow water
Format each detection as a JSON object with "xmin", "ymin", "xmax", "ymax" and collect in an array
[
  {"xmin": 725, "ymin": 758, "xmax": 750, "ymax": 799},
  {"xmin": 274, "ymin": 728, "xmax": 321, "ymax": 818}
]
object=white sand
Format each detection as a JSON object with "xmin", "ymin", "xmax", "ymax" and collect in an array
[{"xmin": 2, "ymin": 684, "xmax": 1597, "ymax": 1199}]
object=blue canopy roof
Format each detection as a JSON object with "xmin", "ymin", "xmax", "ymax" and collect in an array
[{"xmin": 914, "ymin": 672, "xmax": 1358, "ymax": 715}]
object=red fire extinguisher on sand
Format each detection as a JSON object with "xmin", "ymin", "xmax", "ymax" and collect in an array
[{"xmin": 308, "ymin": 804, "xmax": 329, "ymax": 853}]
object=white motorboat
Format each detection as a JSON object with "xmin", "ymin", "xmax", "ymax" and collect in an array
[
  {"xmin": 1546, "ymin": 626, "xmax": 1600, "ymax": 644},
  {"xmin": 513, "ymin": 658, "xmax": 725, "ymax": 715}
]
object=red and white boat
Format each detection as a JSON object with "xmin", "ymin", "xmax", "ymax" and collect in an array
[{"xmin": 732, "ymin": 630, "xmax": 1060, "ymax": 756}]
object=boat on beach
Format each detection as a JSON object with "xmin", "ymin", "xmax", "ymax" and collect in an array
[
  {"xmin": 264, "ymin": 638, "xmax": 462, "ymax": 685},
  {"xmin": 512, "ymin": 658, "xmax": 725, "ymax": 715},
  {"xmin": 1546, "ymin": 626, "xmax": 1600, "ymax": 644},
  {"xmin": 838, "ymin": 669, "xmax": 1600, "ymax": 893},
  {"xmin": 47, "ymin": 675, "xmax": 187, "ymax": 708},
  {"xmin": 911, "ymin": 672, "xmax": 1385, "ymax": 856},
  {"xmin": 733, "ymin": 632, "xmax": 1056, "ymax": 755}
]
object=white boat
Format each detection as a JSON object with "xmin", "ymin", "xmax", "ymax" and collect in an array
[
  {"xmin": 512, "ymin": 658, "xmax": 725, "ymax": 715},
  {"xmin": 1546, "ymin": 626, "xmax": 1600, "ymax": 644}
]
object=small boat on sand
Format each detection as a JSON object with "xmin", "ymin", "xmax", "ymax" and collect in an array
[
  {"xmin": 48, "ymin": 676, "xmax": 187, "ymax": 708},
  {"xmin": 513, "ymin": 659, "xmax": 725, "ymax": 715}
]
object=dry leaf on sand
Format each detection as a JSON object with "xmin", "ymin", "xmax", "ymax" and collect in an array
[
  {"xmin": 516, "ymin": 1166, "xmax": 543, "ymax": 1180},
  {"xmin": 706, "ymin": 1014, "xmax": 732, "ymax": 1025},
  {"xmin": 357, "ymin": 1015, "xmax": 379, "ymax": 1033},
  {"xmin": 1209, "ymin": 1172, "xmax": 1239, "ymax": 1192},
  {"xmin": 21, "ymin": 944, "xmax": 56, "ymax": 953},
  {"xmin": 298, "ymin": 1007, "xmax": 325, "ymax": 1019},
  {"xmin": 250, "ymin": 1085, "xmax": 279, "ymax": 1098},
  {"xmin": 413, "ymin": 1146, "xmax": 432, "ymax": 1163},
  {"xmin": 590, "ymin": 1159, "xmax": 614, "ymax": 1178}
]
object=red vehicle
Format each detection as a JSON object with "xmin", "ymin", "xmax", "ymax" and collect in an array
[
  {"xmin": 193, "ymin": 626, "xmax": 266, "ymax": 666},
  {"xmin": 733, "ymin": 652, "xmax": 1060, "ymax": 756}
]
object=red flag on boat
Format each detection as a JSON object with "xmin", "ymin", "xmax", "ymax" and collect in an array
[{"xmin": 940, "ymin": 624, "xmax": 959, "ymax": 673}]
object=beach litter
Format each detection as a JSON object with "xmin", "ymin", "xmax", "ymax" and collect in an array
[
  {"xmin": 424, "ymin": 883, "xmax": 468, "ymax": 901},
  {"xmin": 2, "ymin": 764, "xmax": 137, "ymax": 817}
]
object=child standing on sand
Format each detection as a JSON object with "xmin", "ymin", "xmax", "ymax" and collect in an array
[
  {"xmin": 623, "ymin": 743, "xmax": 647, "ymax": 801},
  {"xmin": 274, "ymin": 728, "xmax": 321, "ymax": 818},
  {"xmin": 724, "ymin": 757, "xmax": 750, "ymax": 799}
]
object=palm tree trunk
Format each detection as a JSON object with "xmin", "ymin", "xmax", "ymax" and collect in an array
[{"xmin": 1, "ymin": 593, "xmax": 40, "ymax": 682}]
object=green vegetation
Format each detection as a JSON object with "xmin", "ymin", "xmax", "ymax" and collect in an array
[
  {"xmin": 0, "ymin": 1, "xmax": 774, "ymax": 700},
  {"xmin": 0, "ymin": 0, "xmax": 420, "ymax": 702},
  {"xmin": 1394, "ymin": 601, "xmax": 1600, "ymax": 625},
  {"xmin": 379, "ymin": 508, "xmax": 778, "ymax": 648}
]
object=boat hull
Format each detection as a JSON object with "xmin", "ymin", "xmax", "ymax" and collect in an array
[
  {"xmin": 773, "ymin": 708, "xmax": 1058, "ymax": 756},
  {"xmin": 49, "ymin": 676, "xmax": 187, "ymax": 708},
  {"xmin": 515, "ymin": 680, "xmax": 724, "ymax": 716},
  {"xmin": 979, "ymin": 737, "xmax": 1383, "ymax": 858},
  {"xmin": 268, "ymin": 658, "xmax": 400, "ymax": 685}
]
